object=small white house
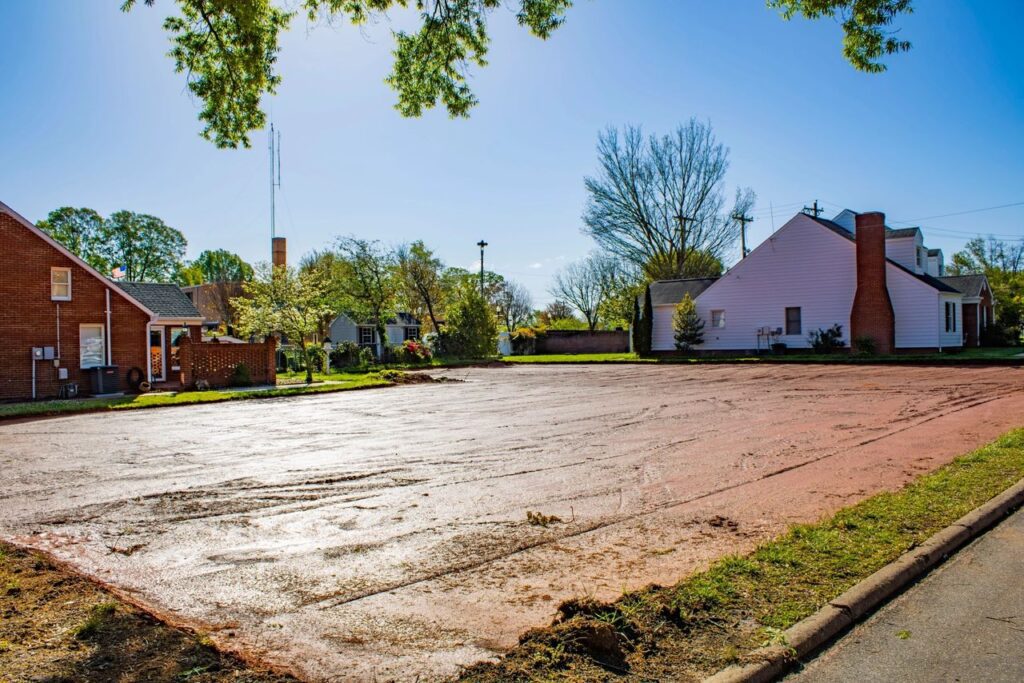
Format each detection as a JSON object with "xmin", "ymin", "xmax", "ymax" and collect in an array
[
  {"xmin": 649, "ymin": 210, "xmax": 984, "ymax": 353},
  {"xmin": 327, "ymin": 312, "xmax": 421, "ymax": 358}
]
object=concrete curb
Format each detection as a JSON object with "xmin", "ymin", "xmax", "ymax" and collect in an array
[{"xmin": 703, "ymin": 477, "xmax": 1024, "ymax": 683}]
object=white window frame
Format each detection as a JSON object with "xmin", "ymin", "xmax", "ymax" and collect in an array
[
  {"xmin": 79, "ymin": 324, "xmax": 106, "ymax": 369},
  {"xmin": 51, "ymin": 267, "xmax": 72, "ymax": 301},
  {"xmin": 710, "ymin": 310, "xmax": 726, "ymax": 329},
  {"xmin": 404, "ymin": 326, "xmax": 421, "ymax": 341},
  {"xmin": 358, "ymin": 326, "xmax": 375, "ymax": 345}
]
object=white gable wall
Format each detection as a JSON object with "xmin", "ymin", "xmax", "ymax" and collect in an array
[
  {"xmin": 653, "ymin": 214, "xmax": 857, "ymax": 351},
  {"xmin": 885, "ymin": 236, "xmax": 918, "ymax": 272},
  {"xmin": 650, "ymin": 214, "xmax": 959, "ymax": 352}
]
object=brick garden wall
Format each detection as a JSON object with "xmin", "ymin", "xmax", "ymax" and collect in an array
[
  {"xmin": 535, "ymin": 330, "xmax": 630, "ymax": 354},
  {"xmin": 0, "ymin": 210, "xmax": 150, "ymax": 400},
  {"xmin": 177, "ymin": 335, "xmax": 276, "ymax": 389}
]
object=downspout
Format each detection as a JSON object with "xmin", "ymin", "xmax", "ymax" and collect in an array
[
  {"xmin": 105, "ymin": 289, "xmax": 112, "ymax": 366},
  {"xmin": 56, "ymin": 303, "xmax": 61, "ymax": 359}
]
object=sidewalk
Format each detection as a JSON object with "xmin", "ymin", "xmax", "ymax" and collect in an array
[{"xmin": 788, "ymin": 506, "xmax": 1024, "ymax": 683}]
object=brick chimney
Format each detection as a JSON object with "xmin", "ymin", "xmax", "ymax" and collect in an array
[
  {"xmin": 272, "ymin": 237, "xmax": 287, "ymax": 268},
  {"xmin": 850, "ymin": 211, "xmax": 895, "ymax": 354}
]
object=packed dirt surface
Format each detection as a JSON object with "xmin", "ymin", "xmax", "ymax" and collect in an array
[{"xmin": 2, "ymin": 364, "xmax": 1023, "ymax": 682}]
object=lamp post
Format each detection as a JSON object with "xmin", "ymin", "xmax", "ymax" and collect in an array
[{"xmin": 476, "ymin": 240, "xmax": 488, "ymax": 296}]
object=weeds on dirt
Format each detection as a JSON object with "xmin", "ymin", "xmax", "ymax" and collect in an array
[
  {"xmin": 0, "ymin": 541, "xmax": 295, "ymax": 682},
  {"xmin": 459, "ymin": 428, "xmax": 1024, "ymax": 682},
  {"xmin": 526, "ymin": 510, "xmax": 563, "ymax": 527}
]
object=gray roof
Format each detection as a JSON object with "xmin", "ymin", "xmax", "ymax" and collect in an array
[
  {"xmin": 939, "ymin": 274, "xmax": 988, "ymax": 298},
  {"xmin": 885, "ymin": 227, "xmax": 921, "ymax": 239},
  {"xmin": 927, "ymin": 248, "xmax": 943, "ymax": 256},
  {"xmin": 115, "ymin": 282, "xmax": 203, "ymax": 318},
  {"xmin": 807, "ymin": 216, "xmax": 958, "ymax": 293},
  {"xmin": 647, "ymin": 278, "xmax": 718, "ymax": 306}
]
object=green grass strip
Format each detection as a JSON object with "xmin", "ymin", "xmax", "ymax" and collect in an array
[
  {"xmin": 460, "ymin": 427, "xmax": 1024, "ymax": 682},
  {"xmin": 0, "ymin": 375, "xmax": 392, "ymax": 420}
]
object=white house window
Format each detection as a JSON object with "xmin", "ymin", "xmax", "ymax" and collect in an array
[
  {"xmin": 785, "ymin": 307, "xmax": 802, "ymax": 335},
  {"xmin": 945, "ymin": 302, "xmax": 957, "ymax": 333},
  {"xmin": 79, "ymin": 324, "xmax": 105, "ymax": 368},
  {"xmin": 51, "ymin": 267, "xmax": 71, "ymax": 301},
  {"xmin": 358, "ymin": 326, "xmax": 375, "ymax": 345},
  {"xmin": 711, "ymin": 310, "xmax": 726, "ymax": 328},
  {"xmin": 404, "ymin": 326, "xmax": 421, "ymax": 341}
]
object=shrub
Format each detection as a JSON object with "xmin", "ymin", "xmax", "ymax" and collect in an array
[
  {"xmin": 329, "ymin": 341, "xmax": 362, "ymax": 368},
  {"xmin": 981, "ymin": 320, "xmax": 1017, "ymax": 347},
  {"xmin": 672, "ymin": 293, "xmax": 704, "ymax": 352},
  {"xmin": 808, "ymin": 324, "xmax": 846, "ymax": 353},
  {"xmin": 230, "ymin": 363, "xmax": 252, "ymax": 387},
  {"xmin": 392, "ymin": 339, "xmax": 432, "ymax": 364},
  {"xmin": 853, "ymin": 334, "xmax": 877, "ymax": 356},
  {"xmin": 359, "ymin": 346, "xmax": 376, "ymax": 366},
  {"xmin": 639, "ymin": 286, "xmax": 653, "ymax": 356},
  {"xmin": 305, "ymin": 344, "xmax": 328, "ymax": 373},
  {"xmin": 511, "ymin": 327, "xmax": 537, "ymax": 355}
]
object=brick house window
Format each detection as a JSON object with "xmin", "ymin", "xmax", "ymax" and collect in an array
[
  {"xmin": 785, "ymin": 307, "xmax": 802, "ymax": 336},
  {"xmin": 51, "ymin": 267, "xmax": 71, "ymax": 301},
  {"xmin": 80, "ymin": 324, "xmax": 105, "ymax": 368},
  {"xmin": 711, "ymin": 310, "xmax": 726, "ymax": 328}
]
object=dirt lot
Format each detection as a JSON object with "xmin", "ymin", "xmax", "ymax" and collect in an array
[{"xmin": 2, "ymin": 364, "xmax": 1023, "ymax": 681}]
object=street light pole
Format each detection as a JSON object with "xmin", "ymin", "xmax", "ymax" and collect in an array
[{"xmin": 477, "ymin": 240, "xmax": 488, "ymax": 296}]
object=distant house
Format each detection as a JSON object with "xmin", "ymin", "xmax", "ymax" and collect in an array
[
  {"xmin": 645, "ymin": 209, "xmax": 995, "ymax": 354},
  {"xmin": 327, "ymin": 312, "xmax": 421, "ymax": 358},
  {"xmin": 0, "ymin": 201, "xmax": 203, "ymax": 400}
]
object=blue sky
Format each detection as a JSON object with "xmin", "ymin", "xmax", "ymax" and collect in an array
[{"xmin": 2, "ymin": 0, "xmax": 1022, "ymax": 305}]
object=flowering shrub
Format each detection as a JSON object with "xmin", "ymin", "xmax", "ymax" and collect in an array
[{"xmin": 393, "ymin": 339, "xmax": 432, "ymax": 364}]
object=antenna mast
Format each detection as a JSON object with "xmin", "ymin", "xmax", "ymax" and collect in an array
[{"xmin": 269, "ymin": 123, "xmax": 281, "ymax": 254}]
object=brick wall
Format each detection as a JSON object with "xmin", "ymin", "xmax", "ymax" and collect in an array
[
  {"xmin": 0, "ymin": 211, "xmax": 150, "ymax": 400},
  {"xmin": 535, "ymin": 330, "xmax": 630, "ymax": 354},
  {"xmin": 850, "ymin": 212, "xmax": 896, "ymax": 354},
  {"xmin": 177, "ymin": 335, "xmax": 276, "ymax": 389}
]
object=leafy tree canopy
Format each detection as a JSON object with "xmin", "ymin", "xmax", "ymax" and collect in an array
[
  {"xmin": 183, "ymin": 248, "xmax": 254, "ymax": 283},
  {"xmin": 125, "ymin": 0, "xmax": 912, "ymax": 147},
  {"xmin": 39, "ymin": 207, "xmax": 187, "ymax": 282}
]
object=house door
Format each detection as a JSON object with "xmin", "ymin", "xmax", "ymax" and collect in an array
[{"xmin": 150, "ymin": 327, "xmax": 166, "ymax": 382}]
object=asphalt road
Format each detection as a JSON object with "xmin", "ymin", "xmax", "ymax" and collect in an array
[
  {"xmin": 789, "ymin": 506, "xmax": 1024, "ymax": 683},
  {"xmin": 2, "ymin": 364, "xmax": 1023, "ymax": 681}
]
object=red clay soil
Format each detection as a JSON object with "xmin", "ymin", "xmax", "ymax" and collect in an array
[{"xmin": 1, "ymin": 364, "xmax": 1022, "ymax": 681}]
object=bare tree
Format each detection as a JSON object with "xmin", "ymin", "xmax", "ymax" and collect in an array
[
  {"xmin": 583, "ymin": 120, "xmax": 755, "ymax": 280},
  {"xmin": 494, "ymin": 281, "xmax": 534, "ymax": 332},
  {"xmin": 550, "ymin": 255, "xmax": 608, "ymax": 331}
]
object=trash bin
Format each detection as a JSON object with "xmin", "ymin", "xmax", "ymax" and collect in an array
[{"xmin": 88, "ymin": 365, "xmax": 120, "ymax": 395}]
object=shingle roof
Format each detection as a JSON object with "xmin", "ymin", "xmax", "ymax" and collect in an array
[
  {"xmin": 885, "ymin": 227, "xmax": 921, "ymax": 239},
  {"xmin": 647, "ymin": 278, "xmax": 718, "ymax": 306},
  {"xmin": 115, "ymin": 282, "xmax": 203, "ymax": 318},
  {"xmin": 939, "ymin": 274, "xmax": 988, "ymax": 297},
  {"xmin": 927, "ymin": 248, "xmax": 943, "ymax": 256}
]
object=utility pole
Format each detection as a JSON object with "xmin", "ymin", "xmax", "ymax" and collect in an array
[
  {"xmin": 476, "ymin": 240, "xmax": 488, "ymax": 296},
  {"xmin": 732, "ymin": 210, "xmax": 754, "ymax": 258},
  {"xmin": 802, "ymin": 199, "xmax": 823, "ymax": 218}
]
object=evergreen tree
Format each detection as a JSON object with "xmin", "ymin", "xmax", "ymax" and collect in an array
[
  {"xmin": 640, "ymin": 285, "xmax": 654, "ymax": 356},
  {"xmin": 672, "ymin": 293, "xmax": 704, "ymax": 352}
]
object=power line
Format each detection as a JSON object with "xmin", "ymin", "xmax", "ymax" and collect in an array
[{"xmin": 891, "ymin": 201, "xmax": 1024, "ymax": 224}]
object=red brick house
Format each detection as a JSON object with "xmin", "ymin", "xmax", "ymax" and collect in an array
[{"xmin": 0, "ymin": 201, "xmax": 204, "ymax": 400}]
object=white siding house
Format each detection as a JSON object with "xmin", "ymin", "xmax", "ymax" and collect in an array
[
  {"xmin": 328, "ymin": 312, "xmax": 421, "ymax": 357},
  {"xmin": 649, "ymin": 211, "xmax": 964, "ymax": 353}
]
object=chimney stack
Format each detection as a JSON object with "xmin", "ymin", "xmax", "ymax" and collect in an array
[
  {"xmin": 850, "ymin": 212, "xmax": 895, "ymax": 354},
  {"xmin": 272, "ymin": 237, "xmax": 287, "ymax": 268}
]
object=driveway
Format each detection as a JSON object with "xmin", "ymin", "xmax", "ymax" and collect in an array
[{"xmin": 2, "ymin": 364, "xmax": 1023, "ymax": 681}]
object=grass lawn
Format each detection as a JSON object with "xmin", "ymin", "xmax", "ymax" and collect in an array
[
  {"xmin": 502, "ymin": 347, "xmax": 1022, "ymax": 365},
  {"xmin": 460, "ymin": 427, "xmax": 1024, "ymax": 682},
  {"xmin": 0, "ymin": 542, "xmax": 294, "ymax": 682},
  {"xmin": 0, "ymin": 372, "xmax": 393, "ymax": 421}
]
